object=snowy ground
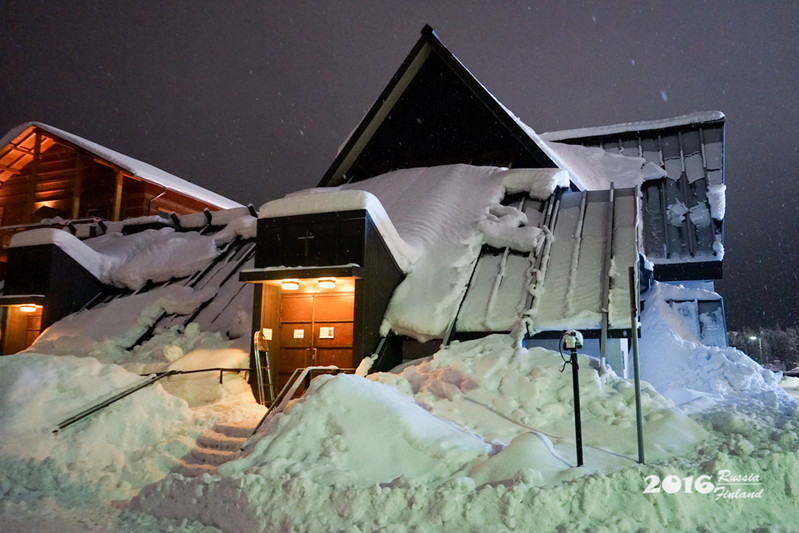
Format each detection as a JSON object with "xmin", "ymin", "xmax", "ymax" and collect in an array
[{"xmin": 1, "ymin": 281, "xmax": 798, "ymax": 531}]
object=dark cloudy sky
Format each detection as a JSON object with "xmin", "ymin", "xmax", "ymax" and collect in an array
[{"xmin": 2, "ymin": 1, "xmax": 797, "ymax": 331}]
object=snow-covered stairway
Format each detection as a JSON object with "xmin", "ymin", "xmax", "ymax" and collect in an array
[{"xmin": 175, "ymin": 417, "xmax": 260, "ymax": 477}]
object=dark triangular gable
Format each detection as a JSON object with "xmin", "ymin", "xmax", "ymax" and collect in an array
[{"xmin": 319, "ymin": 25, "xmax": 556, "ymax": 187}]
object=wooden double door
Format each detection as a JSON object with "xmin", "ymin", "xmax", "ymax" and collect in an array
[{"xmin": 276, "ymin": 292, "xmax": 355, "ymax": 390}]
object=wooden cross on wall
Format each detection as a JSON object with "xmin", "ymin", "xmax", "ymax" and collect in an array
[{"xmin": 297, "ymin": 228, "xmax": 315, "ymax": 257}]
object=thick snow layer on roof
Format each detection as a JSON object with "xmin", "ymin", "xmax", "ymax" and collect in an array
[
  {"xmin": 9, "ymin": 211, "xmax": 255, "ymax": 290},
  {"xmin": 258, "ymin": 165, "xmax": 567, "ymax": 340},
  {"xmin": 259, "ymin": 188, "xmax": 420, "ymax": 273},
  {"xmin": 335, "ymin": 164, "xmax": 567, "ymax": 340},
  {"xmin": 539, "ymin": 111, "xmax": 726, "ymax": 142},
  {"xmin": 29, "ymin": 285, "xmax": 217, "ymax": 361},
  {"xmin": 1, "ymin": 122, "xmax": 242, "ymax": 209}
]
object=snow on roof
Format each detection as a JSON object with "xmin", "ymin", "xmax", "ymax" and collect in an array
[
  {"xmin": 0, "ymin": 122, "xmax": 242, "ymax": 209},
  {"xmin": 259, "ymin": 164, "xmax": 567, "ymax": 341},
  {"xmin": 540, "ymin": 140, "xmax": 668, "ymax": 190},
  {"xmin": 9, "ymin": 209, "xmax": 257, "ymax": 291},
  {"xmin": 259, "ymin": 188, "xmax": 420, "ymax": 273},
  {"xmin": 344, "ymin": 164, "xmax": 566, "ymax": 340},
  {"xmin": 539, "ymin": 111, "xmax": 726, "ymax": 142}
]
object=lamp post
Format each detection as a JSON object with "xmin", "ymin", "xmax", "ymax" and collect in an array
[{"xmin": 749, "ymin": 335, "xmax": 763, "ymax": 365}]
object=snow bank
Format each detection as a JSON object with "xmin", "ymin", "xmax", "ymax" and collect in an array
[
  {"xmin": 0, "ymin": 353, "xmax": 202, "ymax": 499},
  {"xmin": 132, "ymin": 334, "xmax": 711, "ymax": 530},
  {"xmin": 227, "ymin": 373, "xmax": 491, "ymax": 487},
  {"xmin": 640, "ymin": 282, "xmax": 791, "ymax": 408}
]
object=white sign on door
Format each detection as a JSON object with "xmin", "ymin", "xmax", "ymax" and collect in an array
[
  {"xmin": 319, "ymin": 326, "xmax": 334, "ymax": 339},
  {"xmin": 293, "ymin": 329, "xmax": 305, "ymax": 339}
]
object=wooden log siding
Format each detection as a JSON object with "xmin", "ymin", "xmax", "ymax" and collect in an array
[{"xmin": 0, "ymin": 128, "xmax": 227, "ymax": 228}]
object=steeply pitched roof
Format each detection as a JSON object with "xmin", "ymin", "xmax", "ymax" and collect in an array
[
  {"xmin": 0, "ymin": 122, "xmax": 242, "ymax": 209},
  {"xmin": 319, "ymin": 25, "xmax": 558, "ymax": 187}
]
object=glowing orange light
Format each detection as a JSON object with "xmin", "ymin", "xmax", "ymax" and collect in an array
[
  {"xmin": 317, "ymin": 278, "xmax": 336, "ymax": 289},
  {"xmin": 19, "ymin": 305, "xmax": 38, "ymax": 313},
  {"xmin": 281, "ymin": 279, "xmax": 300, "ymax": 290}
]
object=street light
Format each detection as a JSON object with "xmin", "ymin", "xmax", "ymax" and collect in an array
[{"xmin": 748, "ymin": 335, "xmax": 763, "ymax": 365}]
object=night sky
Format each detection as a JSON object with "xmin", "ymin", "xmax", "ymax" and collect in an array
[{"xmin": 2, "ymin": 1, "xmax": 797, "ymax": 330}]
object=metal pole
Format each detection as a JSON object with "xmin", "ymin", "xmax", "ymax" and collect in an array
[
  {"xmin": 253, "ymin": 331, "xmax": 267, "ymax": 405},
  {"xmin": 570, "ymin": 348, "xmax": 584, "ymax": 467},
  {"xmin": 628, "ymin": 266, "xmax": 645, "ymax": 464}
]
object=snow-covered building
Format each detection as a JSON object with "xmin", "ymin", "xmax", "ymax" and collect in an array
[
  {"xmin": 240, "ymin": 25, "xmax": 727, "ymax": 389},
  {"xmin": 0, "ymin": 25, "xmax": 727, "ymax": 395},
  {"xmin": 0, "ymin": 123, "xmax": 243, "ymax": 354},
  {"xmin": 0, "ymin": 122, "xmax": 241, "ymax": 261},
  {"xmin": 0, "ymin": 208, "xmax": 257, "ymax": 356}
]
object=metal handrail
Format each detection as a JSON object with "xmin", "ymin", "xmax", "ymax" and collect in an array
[
  {"xmin": 246, "ymin": 365, "xmax": 352, "ymax": 444},
  {"xmin": 53, "ymin": 367, "xmax": 252, "ymax": 433}
]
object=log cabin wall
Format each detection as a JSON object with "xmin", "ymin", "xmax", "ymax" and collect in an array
[{"xmin": 0, "ymin": 126, "xmax": 226, "ymax": 226}]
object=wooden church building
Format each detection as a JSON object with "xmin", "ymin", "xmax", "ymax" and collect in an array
[
  {"xmin": 0, "ymin": 122, "xmax": 240, "ymax": 257},
  {"xmin": 0, "ymin": 122, "xmax": 242, "ymax": 355},
  {"xmin": 240, "ymin": 25, "xmax": 727, "ymax": 390},
  {"xmin": 0, "ymin": 26, "xmax": 727, "ymax": 402}
]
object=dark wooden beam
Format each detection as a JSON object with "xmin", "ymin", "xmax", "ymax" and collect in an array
[
  {"xmin": 112, "ymin": 169, "xmax": 123, "ymax": 221},
  {"xmin": 23, "ymin": 132, "xmax": 41, "ymax": 224},
  {"xmin": 71, "ymin": 152, "xmax": 83, "ymax": 219}
]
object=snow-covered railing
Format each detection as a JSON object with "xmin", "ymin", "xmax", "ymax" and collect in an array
[{"xmin": 53, "ymin": 367, "xmax": 252, "ymax": 433}]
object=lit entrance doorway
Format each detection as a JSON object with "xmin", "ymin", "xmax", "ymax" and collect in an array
[
  {"xmin": 248, "ymin": 275, "xmax": 360, "ymax": 398},
  {"xmin": 0, "ymin": 302, "xmax": 44, "ymax": 355},
  {"xmin": 276, "ymin": 289, "xmax": 354, "ymax": 390}
]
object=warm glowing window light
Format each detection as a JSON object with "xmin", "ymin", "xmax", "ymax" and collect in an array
[
  {"xmin": 317, "ymin": 278, "xmax": 336, "ymax": 289},
  {"xmin": 19, "ymin": 305, "xmax": 38, "ymax": 313},
  {"xmin": 281, "ymin": 279, "xmax": 300, "ymax": 290}
]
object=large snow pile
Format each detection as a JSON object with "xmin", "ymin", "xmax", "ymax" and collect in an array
[
  {"xmin": 640, "ymin": 282, "xmax": 792, "ymax": 409},
  {"xmin": 1, "ymin": 281, "xmax": 797, "ymax": 530},
  {"xmin": 131, "ymin": 333, "xmax": 703, "ymax": 530},
  {"xmin": 130, "ymin": 326, "xmax": 799, "ymax": 532},
  {"xmin": 0, "ymin": 353, "xmax": 203, "ymax": 500}
]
